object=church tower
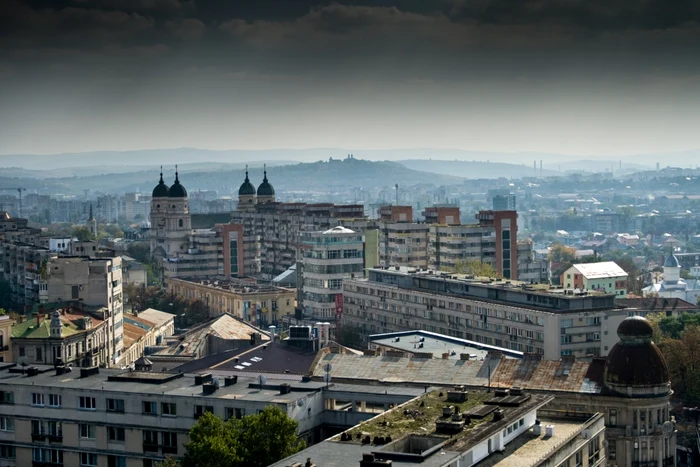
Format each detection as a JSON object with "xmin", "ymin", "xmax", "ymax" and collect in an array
[
  {"xmin": 256, "ymin": 165, "xmax": 276, "ymax": 205},
  {"xmin": 87, "ymin": 204, "xmax": 97, "ymax": 237},
  {"xmin": 149, "ymin": 167, "xmax": 191, "ymax": 260},
  {"xmin": 238, "ymin": 165, "xmax": 257, "ymax": 212}
]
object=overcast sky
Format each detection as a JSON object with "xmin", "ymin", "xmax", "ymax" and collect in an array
[{"xmin": 1, "ymin": 0, "xmax": 699, "ymax": 157}]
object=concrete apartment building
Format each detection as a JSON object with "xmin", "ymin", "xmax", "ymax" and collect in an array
[
  {"xmin": 562, "ymin": 262, "xmax": 629, "ymax": 298},
  {"xmin": 299, "ymin": 226, "xmax": 365, "ymax": 323},
  {"xmin": 309, "ymin": 316, "xmax": 676, "ymax": 467},
  {"xmin": 167, "ymin": 278, "xmax": 295, "ymax": 327},
  {"xmin": 342, "ymin": 267, "xmax": 632, "ymax": 360}
]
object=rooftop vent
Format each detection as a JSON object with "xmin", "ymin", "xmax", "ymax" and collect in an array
[
  {"xmin": 280, "ymin": 383, "xmax": 292, "ymax": 395},
  {"xmin": 202, "ymin": 382, "xmax": 218, "ymax": 395},
  {"xmin": 195, "ymin": 373, "xmax": 212, "ymax": 385},
  {"xmin": 80, "ymin": 366, "xmax": 99, "ymax": 378},
  {"xmin": 224, "ymin": 376, "xmax": 238, "ymax": 387}
]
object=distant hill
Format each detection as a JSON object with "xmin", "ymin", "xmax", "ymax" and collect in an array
[
  {"xmin": 397, "ymin": 159, "xmax": 560, "ymax": 179},
  {"xmin": 0, "ymin": 158, "xmax": 464, "ymax": 196}
]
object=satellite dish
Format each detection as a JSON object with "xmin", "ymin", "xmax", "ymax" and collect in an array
[
  {"xmin": 323, "ymin": 363, "xmax": 333, "ymax": 373},
  {"xmin": 602, "ymin": 440, "xmax": 609, "ymax": 448},
  {"xmin": 323, "ymin": 373, "xmax": 332, "ymax": 383},
  {"xmin": 662, "ymin": 421, "xmax": 674, "ymax": 437}
]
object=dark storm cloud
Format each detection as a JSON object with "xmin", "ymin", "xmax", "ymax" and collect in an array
[{"xmin": 0, "ymin": 0, "xmax": 699, "ymax": 155}]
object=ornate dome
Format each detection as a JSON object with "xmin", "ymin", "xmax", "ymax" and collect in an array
[
  {"xmin": 152, "ymin": 169, "xmax": 169, "ymax": 198},
  {"xmin": 257, "ymin": 166, "xmax": 275, "ymax": 197},
  {"xmin": 604, "ymin": 316, "xmax": 670, "ymax": 395},
  {"xmin": 664, "ymin": 254, "xmax": 680, "ymax": 268},
  {"xmin": 168, "ymin": 168, "xmax": 188, "ymax": 198},
  {"xmin": 238, "ymin": 166, "xmax": 256, "ymax": 196}
]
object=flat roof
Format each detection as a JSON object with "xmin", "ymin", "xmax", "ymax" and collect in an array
[
  {"xmin": 370, "ymin": 330, "xmax": 522, "ymax": 361},
  {"xmin": 172, "ymin": 277, "xmax": 294, "ymax": 294},
  {"xmin": 0, "ymin": 364, "xmax": 319, "ymax": 404},
  {"xmin": 475, "ymin": 416, "xmax": 596, "ymax": 467}
]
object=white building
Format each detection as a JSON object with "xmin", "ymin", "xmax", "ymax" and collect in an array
[
  {"xmin": 644, "ymin": 254, "xmax": 700, "ymax": 303},
  {"xmin": 301, "ymin": 226, "xmax": 364, "ymax": 323}
]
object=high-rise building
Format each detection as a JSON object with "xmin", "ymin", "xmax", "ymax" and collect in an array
[
  {"xmin": 493, "ymin": 193, "xmax": 516, "ymax": 211},
  {"xmin": 300, "ymin": 226, "xmax": 365, "ymax": 323}
]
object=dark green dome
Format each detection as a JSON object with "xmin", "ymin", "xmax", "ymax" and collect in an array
[
  {"xmin": 168, "ymin": 170, "xmax": 187, "ymax": 198},
  {"xmin": 239, "ymin": 168, "xmax": 256, "ymax": 196},
  {"xmin": 152, "ymin": 171, "xmax": 169, "ymax": 198},
  {"xmin": 257, "ymin": 168, "xmax": 275, "ymax": 196}
]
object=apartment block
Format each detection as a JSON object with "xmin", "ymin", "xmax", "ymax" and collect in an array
[
  {"xmin": 0, "ymin": 315, "xmax": 14, "ymax": 363},
  {"xmin": 342, "ymin": 267, "xmax": 630, "ymax": 360},
  {"xmin": 167, "ymin": 278, "xmax": 295, "ymax": 327},
  {"xmin": 231, "ymin": 202, "xmax": 366, "ymax": 278},
  {"xmin": 300, "ymin": 226, "xmax": 364, "ymax": 323}
]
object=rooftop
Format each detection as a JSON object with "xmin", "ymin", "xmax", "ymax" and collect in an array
[
  {"xmin": 0, "ymin": 362, "xmax": 323, "ymax": 404},
  {"xmin": 12, "ymin": 310, "xmax": 104, "ymax": 339},
  {"xmin": 369, "ymin": 330, "xmax": 523, "ymax": 361},
  {"xmin": 571, "ymin": 261, "xmax": 628, "ymax": 279},
  {"xmin": 172, "ymin": 277, "xmax": 294, "ymax": 295},
  {"xmin": 312, "ymin": 352, "xmax": 604, "ymax": 394}
]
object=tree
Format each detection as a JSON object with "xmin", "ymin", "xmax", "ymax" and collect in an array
[
  {"xmin": 182, "ymin": 407, "xmax": 305, "ymax": 467},
  {"xmin": 127, "ymin": 242, "xmax": 151, "ymax": 264},
  {"xmin": 548, "ymin": 244, "xmax": 577, "ymax": 263},
  {"xmin": 156, "ymin": 457, "xmax": 181, "ymax": 467},
  {"xmin": 72, "ymin": 226, "xmax": 94, "ymax": 241},
  {"xmin": 183, "ymin": 412, "xmax": 242, "ymax": 467},
  {"xmin": 451, "ymin": 260, "xmax": 500, "ymax": 278},
  {"xmin": 236, "ymin": 406, "xmax": 306, "ymax": 467}
]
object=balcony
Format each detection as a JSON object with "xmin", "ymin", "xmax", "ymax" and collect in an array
[
  {"xmin": 48, "ymin": 434, "xmax": 63, "ymax": 443},
  {"xmin": 143, "ymin": 442, "xmax": 159, "ymax": 453},
  {"xmin": 162, "ymin": 445, "xmax": 178, "ymax": 455},
  {"xmin": 32, "ymin": 433, "xmax": 47, "ymax": 441}
]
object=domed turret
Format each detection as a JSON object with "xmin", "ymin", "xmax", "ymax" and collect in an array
[
  {"xmin": 168, "ymin": 166, "xmax": 188, "ymax": 198},
  {"xmin": 664, "ymin": 255, "xmax": 680, "ymax": 268},
  {"xmin": 238, "ymin": 166, "xmax": 256, "ymax": 196},
  {"xmin": 663, "ymin": 254, "xmax": 681, "ymax": 282},
  {"xmin": 604, "ymin": 316, "xmax": 670, "ymax": 396},
  {"xmin": 257, "ymin": 165, "xmax": 275, "ymax": 197},
  {"xmin": 152, "ymin": 167, "xmax": 169, "ymax": 198}
]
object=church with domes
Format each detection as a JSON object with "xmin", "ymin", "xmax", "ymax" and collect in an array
[
  {"xmin": 149, "ymin": 167, "xmax": 192, "ymax": 263},
  {"xmin": 643, "ymin": 253, "xmax": 700, "ymax": 303},
  {"xmin": 237, "ymin": 165, "xmax": 276, "ymax": 212}
]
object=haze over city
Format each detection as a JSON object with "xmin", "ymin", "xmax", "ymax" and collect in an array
[{"xmin": 1, "ymin": 0, "xmax": 700, "ymax": 159}]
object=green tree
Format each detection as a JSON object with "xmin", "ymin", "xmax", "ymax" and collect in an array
[
  {"xmin": 156, "ymin": 457, "xmax": 181, "ymax": 467},
  {"xmin": 127, "ymin": 242, "xmax": 151, "ymax": 264},
  {"xmin": 182, "ymin": 407, "xmax": 305, "ymax": 467},
  {"xmin": 182, "ymin": 412, "xmax": 241, "ymax": 467},
  {"xmin": 72, "ymin": 226, "xmax": 95, "ymax": 241},
  {"xmin": 548, "ymin": 243, "xmax": 577, "ymax": 263},
  {"xmin": 236, "ymin": 406, "xmax": 306, "ymax": 467}
]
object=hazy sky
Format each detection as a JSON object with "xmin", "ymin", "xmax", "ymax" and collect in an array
[{"xmin": 1, "ymin": 0, "xmax": 699, "ymax": 157}]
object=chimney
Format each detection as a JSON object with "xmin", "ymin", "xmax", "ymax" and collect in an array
[{"xmin": 36, "ymin": 313, "xmax": 43, "ymax": 325}]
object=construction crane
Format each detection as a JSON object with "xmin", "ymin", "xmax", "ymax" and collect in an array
[{"xmin": 0, "ymin": 188, "xmax": 27, "ymax": 218}]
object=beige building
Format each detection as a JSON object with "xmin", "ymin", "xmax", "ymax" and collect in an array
[
  {"xmin": 118, "ymin": 309, "xmax": 175, "ymax": 369},
  {"xmin": 0, "ymin": 315, "xmax": 15, "ymax": 363},
  {"xmin": 167, "ymin": 278, "xmax": 295, "ymax": 327},
  {"xmin": 343, "ymin": 267, "xmax": 634, "ymax": 360},
  {"xmin": 12, "ymin": 308, "xmax": 112, "ymax": 368}
]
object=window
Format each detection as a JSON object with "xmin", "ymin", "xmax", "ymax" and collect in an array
[
  {"xmin": 142, "ymin": 401, "xmax": 157, "ymax": 415},
  {"xmin": 162, "ymin": 431, "xmax": 178, "ymax": 454},
  {"xmin": 79, "ymin": 424, "xmax": 96, "ymax": 439},
  {"xmin": 48, "ymin": 394, "xmax": 62, "ymax": 408},
  {"xmin": 0, "ymin": 444, "xmax": 15, "ymax": 459},
  {"xmin": 0, "ymin": 417, "xmax": 14, "ymax": 432},
  {"xmin": 79, "ymin": 396, "xmax": 96, "ymax": 410},
  {"xmin": 575, "ymin": 450, "xmax": 583, "ymax": 467},
  {"xmin": 80, "ymin": 452, "xmax": 98, "ymax": 466},
  {"xmin": 162, "ymin": 402, "xmax": 177, "ymax": 416},
  {"xmin": 107, "ymin": 398, "xmax": 125, "ymax": 412},
  {"xmin": 194, "ymin": 405, "xmax": 214, "ymax": 419},
  {"xmin": 235, "ymin": 408, "xmax": 245, "ymax": 419},
  {"xmin": 108, "ymin": 456, "xmax": 126, "ymax": 467},
  {"xmin": 33, "ymin": 448, "xmax": 63, "ymax": 465},
  {"xmin": 143, "ymin": 430, "xmax": 159, "ymax": 452},
  {"xmin": 609, "ymin": 409, "xmax": 617, "ymax": 426},
  {"xmin": 36, "ymin": 347, "xmax": 43, "ymax": 361},
  {"xmin": 19, "ymin": 347, "xmax": 25, "ymax": 357},
  {"xmin": 108, "ymin": 426, "xmax": 125, "ymax": 442},
  {"xmin": 32, "ymin": 393, "xmax": 45, "ymax": 406},
  {"xmin": 143, "ymin": 460, "xmax": 155, "ymax": 467},
  {"xmin": 608, "ymin": 440, "xmax": 617, "ymax": 460}
]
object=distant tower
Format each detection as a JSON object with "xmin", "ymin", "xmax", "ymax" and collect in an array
[
  {"xmin": 50, "ymin": 310, "xmax": 62, "ymax": 339},
  {"xmin": 149, "ymin": 166, "xmax": 191, "ymax": 260},
  {"xmin": 87, "ymin": 204, "xmax": 97, "ymax": 237},
  {"xmin": 237, "ymin": 165, "xmax": 257, "ymax": 212},
  {"xmin": 256, "ymin": 165, "xmax": 276, "ymax": 205}
]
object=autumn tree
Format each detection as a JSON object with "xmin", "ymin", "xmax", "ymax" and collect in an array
[{"xmin": 451, "ymin": 260, "xmax": 500, "ymax": 278}]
